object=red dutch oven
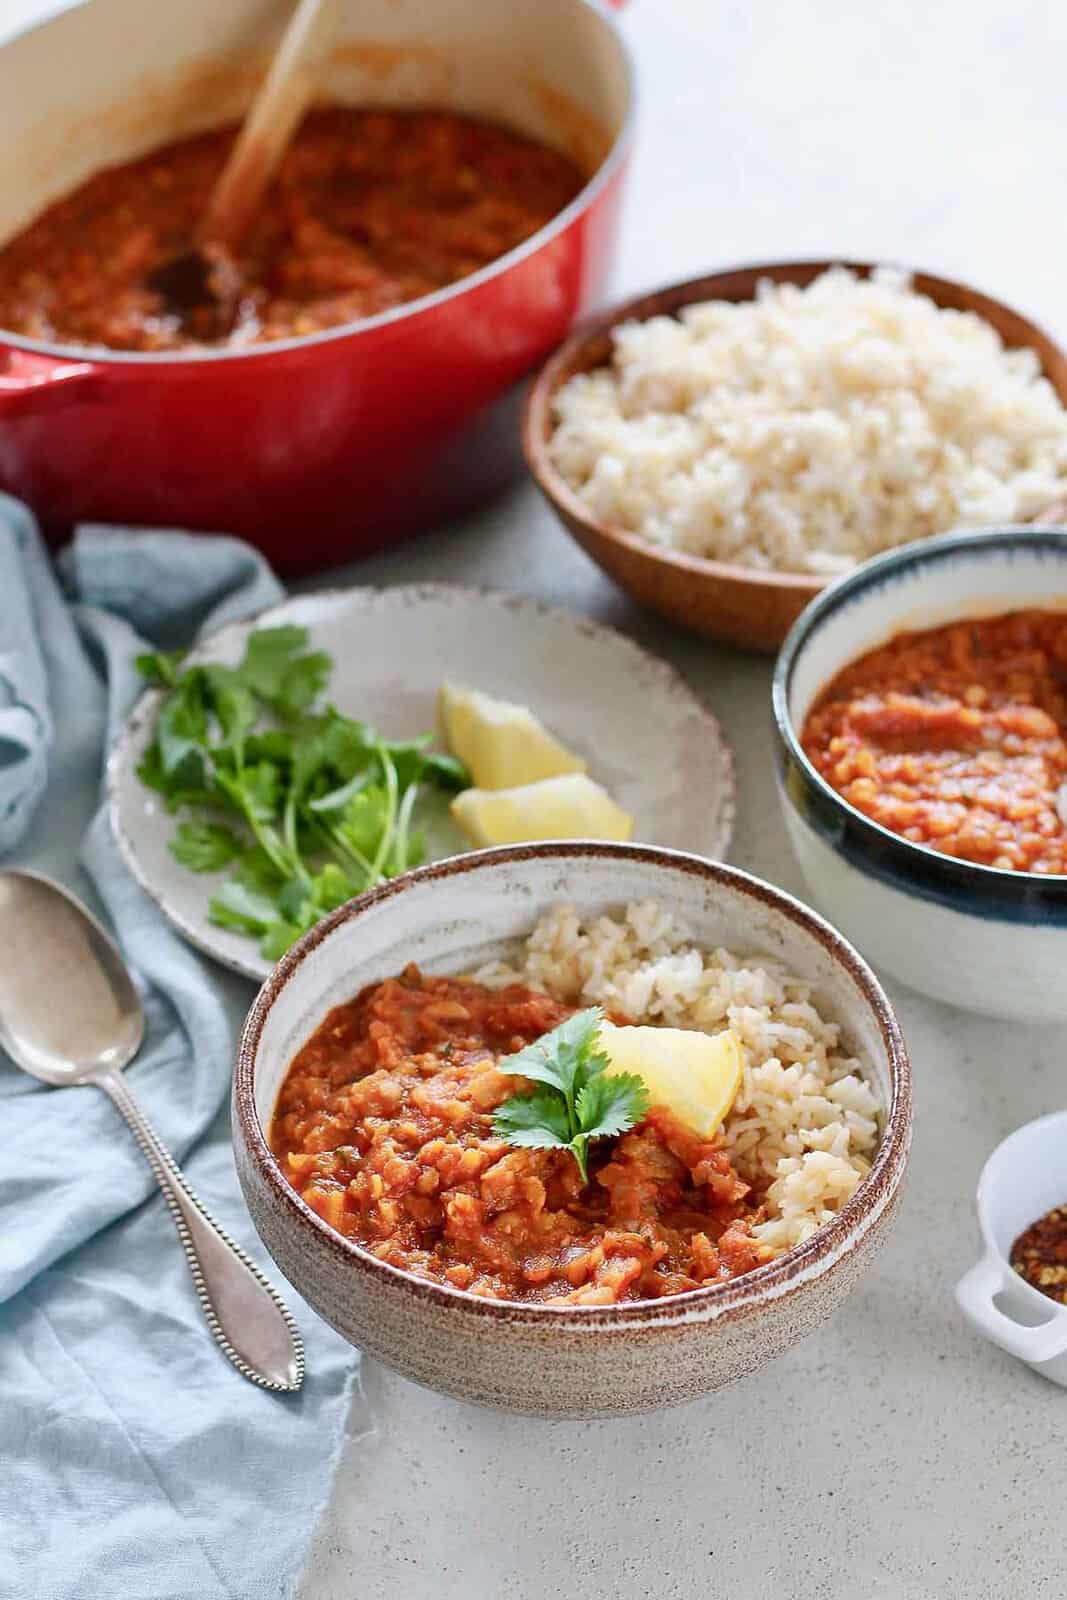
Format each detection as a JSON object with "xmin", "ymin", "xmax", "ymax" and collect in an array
[{"xmin": 0, "ymin": 0, "xmax": 633, "ymax": 571}]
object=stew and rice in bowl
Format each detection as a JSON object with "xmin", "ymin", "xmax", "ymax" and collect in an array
[
  {"xmin": 234, "ymin": 844, "xmax": 909, "ymax": 1414},
  {"xmin": 270, "ymin": 900, "xmax": 882, "ymax": 1308}
]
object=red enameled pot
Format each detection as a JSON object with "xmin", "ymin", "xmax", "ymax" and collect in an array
[{"xmin": 0, "ymin": 0, "xmax": 633, "ymax": 571}]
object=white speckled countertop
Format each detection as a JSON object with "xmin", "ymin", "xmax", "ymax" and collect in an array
[{"xmin": 8, "ymin": 1, "xmax": 1064, "ymax": 1593}]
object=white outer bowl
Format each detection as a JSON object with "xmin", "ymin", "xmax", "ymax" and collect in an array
[
  {"xmin": 956, "ymin": 1110, "xmax": 1067, "ymax": 1386},
  {"xmin": 773, "ymin": 528, "xmax": 1067, "ymax": 1021},
  {"xmin": 233, "ymin": 842, "xmax": 911, "ymax": 1417}
]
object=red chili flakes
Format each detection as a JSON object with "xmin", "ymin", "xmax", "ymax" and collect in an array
[{"xmin": 1011, "ymin": 1204, "xmax": 1067, "ymax": 1303}]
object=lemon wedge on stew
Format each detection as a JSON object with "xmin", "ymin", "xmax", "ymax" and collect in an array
[
  {"xmin": 450, "ymin": 773, "xmax": 633, "ymax": 847},
  {"xmin": 598, "ymin": 1021, "xmax": 744, "ymax": 1140},
  {"xmin": 439, "ymin": 683, "xmax": 586, "ymax": 790}
]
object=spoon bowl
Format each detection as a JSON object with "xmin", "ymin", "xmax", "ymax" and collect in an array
[
  {"xmin": 0, "ymin": 870, "xmax": 143, "ymax": 1085},
  {"xmin": 147, "ymin": 247, "xmax": 243, "ymax": 339}
]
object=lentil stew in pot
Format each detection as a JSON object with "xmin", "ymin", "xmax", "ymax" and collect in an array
[{"xmin": 0, "ymin": 108, "xmax": 586, "ymax": 351}]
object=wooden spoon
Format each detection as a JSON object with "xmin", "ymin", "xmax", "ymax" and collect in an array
[{"xmin": 149, "ymin": 0, "xmax": 340, "ymax": 331}]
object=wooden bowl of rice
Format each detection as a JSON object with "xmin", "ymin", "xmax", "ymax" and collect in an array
[{"xmin": 523, "ymin": 261, "xmax": 1067, "ymax": 651}]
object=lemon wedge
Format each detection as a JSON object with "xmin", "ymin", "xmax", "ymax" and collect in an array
[
  {"xmin": 598, "ymin": 1021, "xmax": 744, "ymax": 1140},
  {"xmin": 450, "ymin": 773, "xmax": 634, "ymax": 847},
  {"xmin": 439, "ymin": 683, "xmax": 586, "ymax": 790}
]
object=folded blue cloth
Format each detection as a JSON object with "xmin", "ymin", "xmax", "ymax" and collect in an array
[{"xmin": 0, "ymin": 497, "xmax": 359, "ymax": 1600}]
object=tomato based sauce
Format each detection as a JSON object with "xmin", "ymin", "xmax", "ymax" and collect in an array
[
  {"xmin": 802, "ymin": 609, "xmax": 1067, "ymax": 873},
  {"xmin": 0, "ymin": 108, "xmax": 585, "ymax": 351},
  {"xmin": 271, "ymin": 968, "xmax": 772, "ymax": 1305}
]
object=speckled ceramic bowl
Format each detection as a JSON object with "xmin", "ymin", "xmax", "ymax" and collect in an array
[
  {"xmin": 233, "ymin": 843, "xmax": 911, "ymax": 1417},
  {"xmin": 773, "ymin": 528, "xmax": 1067, "ymax": 1021}
]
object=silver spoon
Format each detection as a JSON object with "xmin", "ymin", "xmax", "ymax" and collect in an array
[{"xmin": 0, "ymin": 869, "xmax": 303, "ymax": 1393}]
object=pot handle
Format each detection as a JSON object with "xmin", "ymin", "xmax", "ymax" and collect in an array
[
  {"xmin": 956, "ymin": 1252, "xmax": 1067, "ymax": 1365},
  {"xmin": 0, "ymin": 349, "xmax": 98, "ymax": 415}
]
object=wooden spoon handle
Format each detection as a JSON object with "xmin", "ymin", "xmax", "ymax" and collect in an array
[{"xmin": 201, "ymin": 0, "xmax": 340, "ymax": 251}]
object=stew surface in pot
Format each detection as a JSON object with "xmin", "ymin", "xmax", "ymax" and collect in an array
[
  {"xmin": 0, "ymin": 108, "xmax": 585, "ymax": 352},
  {"xmin": 271, "ymin": 968, "xmax": 771, "ymax": 1305}
]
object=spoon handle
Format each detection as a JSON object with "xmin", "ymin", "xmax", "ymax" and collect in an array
[
  {"xmin": 201, "ymin": 0, "xmax": 340, "ymax": 250},
  {"xmin": 95, "ymin": 1069, "xmax": 304, "ymax": 1392}
]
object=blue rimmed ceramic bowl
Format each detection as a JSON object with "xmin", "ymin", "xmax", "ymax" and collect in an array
[{"xmin": 773, "ymin": 528, "xmax": 1067, "ymax": 1021}]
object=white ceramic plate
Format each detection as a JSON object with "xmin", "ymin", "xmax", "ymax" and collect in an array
[{"xmin": 108, "ymin": 584, "xmax": 735, "ymax": 981}]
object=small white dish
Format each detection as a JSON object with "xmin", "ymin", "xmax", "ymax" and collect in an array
[
  {"xmin": 956, "ymin": 1110, "xmax": 1067, "ymax": 1385},
  {"xmin": 773, "ymin": 528, "xmax": 1067, "ymax": 1021},
  {"xmin": 108, "ymin": 584, "xmax": 735, "ymax": 981}
]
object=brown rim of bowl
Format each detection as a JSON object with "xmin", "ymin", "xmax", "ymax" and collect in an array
[
  {"xmin": 522, "ymin": 258, "xmax": 1067, "ymax": 591},
  {"xmin": 235, "ymin": 840, "xmax": 912, "ymax": 1327}
]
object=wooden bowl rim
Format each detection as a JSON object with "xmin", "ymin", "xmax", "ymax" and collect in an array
[{"xmin": 523, "ymin": 258, "xmax": 1067, "ymax": 592}]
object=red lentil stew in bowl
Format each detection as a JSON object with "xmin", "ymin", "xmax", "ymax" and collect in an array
[
  {"xmin": 801, "ymin": 608, "xmax": 1067, "ymax": 874},
  {"xmin": 272, "ymin": 970, "xmax": 769, "ymax": 1305},
  {"xmin": 269, "ymin": 899, "xmax": 884, "ymax": 1308}
]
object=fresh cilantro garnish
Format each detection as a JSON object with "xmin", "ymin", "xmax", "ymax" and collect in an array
[
  {"xmin": 135, "ymin": 648, "xmax": 187, "ymax": 688},
  {"xmin": 135, "ymin": 625, "xmax": 469, "ymax": 960},
  {"xmin": 169, "ymin": 818, "xmax": 243, "ymax": 872},
  {"xmin": 492, "ymin": 1007, "xmax": 649, "ymax": 1181},
  {"xmin": 237, "ymin": 626, "xmax": 332, "ymax": 717}
]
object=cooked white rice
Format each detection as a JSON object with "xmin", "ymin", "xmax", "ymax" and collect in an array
[
  {"xmin": 478, "ymin": 901, "xmax": 881, "ymax": 1255},
  {"xmin": 548, "ymin": 265, "xmax": 1067, "ymax": 576}
]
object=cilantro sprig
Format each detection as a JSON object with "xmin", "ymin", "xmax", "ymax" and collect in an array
[
  {"xmin": 135, "ymin": 626, "xmax": 468, "ymax": 960},
  {"xmin": 492, "ymin": 1007, "xmax": 649, "ymax": 1182}
]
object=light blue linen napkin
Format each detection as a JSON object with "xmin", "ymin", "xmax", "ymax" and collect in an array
[{"xmin": 0, "ymin": 496, "xmax": 360, "ymax": 1600}]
